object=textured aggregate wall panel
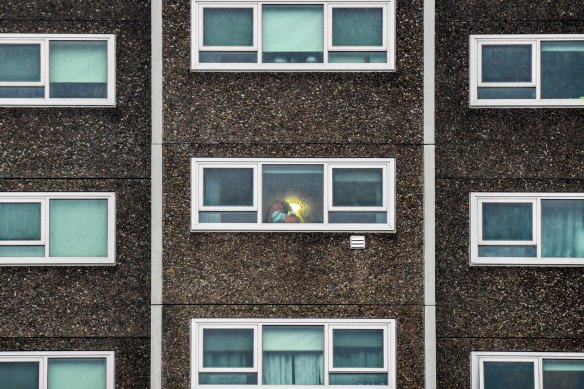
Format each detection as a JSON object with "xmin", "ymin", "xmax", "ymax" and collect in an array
[
  {"xmin": 437, "ymin": 338, "xmax": 584, "ymax": 389},
  {"xmin": 0, "ymin": 179, "xmax": 150, "ymax": 337},
  {"xmin": 162, "ymin": 144, "xmax": 423, "ymax": 305},
  {"xmin": 435, "ymin": 21, "xmax": 584, "ymax": 147},
  {"xmin": 437, "ymin": 0, "xmax": 584, "ymax": 23},
  {"xmin": 0, "ymin": 21, "xmax": 151, "ymax": 179},
  {"xmin": 435, "ymin": 178, "xmax": 584, "ymax": 339},
  {"xmin": 0, "ymin": 337, "xmax": 150, "ymax": 389},
  {"xmin": 162, "ymin": 305, "xmax": 424, "ymax": 389},
  {"xmin": 0, "ymin": 0, "xmax": 150, "ymax": 21},
  {"xmin": 162, "ymin": 0, "xmax": 424, "ymax": 145}
]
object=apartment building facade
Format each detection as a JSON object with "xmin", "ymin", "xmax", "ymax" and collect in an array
[{"xmin": 0, "ymin": 0, "xmax": 583, "ymax": 388}]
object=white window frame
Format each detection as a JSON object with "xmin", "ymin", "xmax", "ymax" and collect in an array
[
  {"xmin": 327, "ymin": 164, "xmax": 387, "ymax": 212},
  {"xmin": 0, "ymin": 351, "xmax": 114, "ymax": 389},
  {"xmin": 0, "ymin": 34, "xmax": 116, "ymax": 107},
  {"xmin": 0, "ymin": 192, "xmax": 116, "ymax": 266},
  {"xmin": 471, "ymin": 352, "xmax": 584, "ymax": 389},
  {"xmin": 198, "ymin": 163, "xmax": 258, "ymax": 212},
  {"xmin": 191, "ymin": 158, "xmax": 396, "ymax": 232},
  {"xmin": 191, "ymin": 318, "xmax": 396, "ymax": 389},
  {"xmin": 328, "ymin": 324, "xmax": 389, "ymax": 373},
  {"xmin": 470, "ymin": 34, "xmax": 584, "ymax": 107},
  {"xmin": 470, "ymin": 192, "xmax": 584, "ymax": 266},
  {"xmin": 191, "ymin": 0, "xmax": 396, "ymax": 72}
]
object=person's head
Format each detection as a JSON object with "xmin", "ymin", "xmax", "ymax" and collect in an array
[{"xmin": 267, "ymin": 200, "xmax": 290, "ymax": 223}]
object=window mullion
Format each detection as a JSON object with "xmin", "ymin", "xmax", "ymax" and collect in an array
[
  {"xmin": 536, "ymin": 198, "xmax": 542, "ymax": 259},
  {"xmin": 257, "ymin": 3, "xmax": 263, "ymax": 65},
  {"xmin": 535, "ymin": 39, "xmax": 541, "ymax": 100},
  {"xmin": 44, "ymin": 39, "xmax": 50, "ymax": 101},
  {"xmin": 257, "ymin": 323, "xmax": 263, "ymax": 385}
]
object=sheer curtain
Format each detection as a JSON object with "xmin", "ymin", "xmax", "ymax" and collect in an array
[
  {"xmin": 542, "ymin": 200, "xmax": 584, "ymax": 258},
  {"xmin": 263, "ymin": 326, "xmax": 324, "ymax": 385},
  {"xmin": 48, "ymin": 359, "xmax": 106, "ymax": 389}
]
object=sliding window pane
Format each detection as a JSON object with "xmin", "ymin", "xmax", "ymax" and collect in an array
[
  {"xmin": 328, "ymin": 52, "xmax": 386, "ymax": 64},
  {"xmin": 262, "ymin": 5, "xmax": 323, "ymax": 64},
  {"xmin": 483, "ymin": 361, "xmax": 534, "ymax": 389},
  {"xmin": 333, "ymin": 329, "xmax": 383, "ymax": 368},
  {"xmin": 49, "ymin": 199, "xmax": 108, "ymax": 257},
  {"xmin": 332, "ymin": 168, "xmax": 383, "ymax": 207},
  {"xmin": 263, "ymin": 326, "xmax": 324, "ymax": 385},
  {"xmin": 482, "ymin": 45, "xmax": 532, "ymax": 83},
  {"xmin": 50, "ymin": 41, "xmax": 108, "ymax": 98},
  {"xmin": 48, "ymin": 358, "xmax": 107, "ymax": 389},
  {"xmin": 0, "ymin": 203, "xmax": 41, "ymax": 241},
  {"xmin": 329, "ymin": 212, "xmax": 387, "ymax": 224},
  {"xmin": 203, "ymin": 328, "xmax": 254, "ymax": 368},
  {"xmin": 477, "ymin": 87, "xmax": 536, "ymax": 99},
  {"xmin": 543, "ymin": 359, "xmax": 584, "ymax": 389},
  {"xmin": 0, "ymin": 362, "xmax": 39, "ymax": 389},
  {"xmin": 0, "ymin": 87, "xmax": 44, "ymax": 98},
  {"xmin": 482, "ymin": 203, "xmax": 533, "ymax": 241},
  {"xmin": 478, "ymin": 245, "xmax": 537, "ymax": 258},
  {"xmin": 203, "ymin": 8, "xmax": 254, "ymax": 47},
  {"xmin": 541, "ymin": 41, "xmax": 584, "ymax": 99},
  {"xmin": 0, "ymin": 44, "xmax": 41, "ymax": 82},
  {"xmin": 199, "ymin": 373, "xmax": 258, "ymax": 385},
  {"xmin": 541, "ymin": 200, "xmax": 584, "ymax": 258},
  {"xmin": 199, "ymin": 52, "xmax": 257, "ymax": 63},
  {"xmin": 199, "ymin": 212, "xmax": 257, "ymax": 223},
  {"xmin": 332, "ymin": 8, "xmax": 383, "ymax": 47},
  {"xmin": 203, "ymin": 168, "xmax": 254, "ymax": 207},
  {"xmin": 0, "ymin": 246, "xmax": 45, "ymax": 257},
  {"xmin": 262, "ymin": 165, "xmax": 324, "ymax": 224},
  {"xmin": 329, "ymin": 373, "xmax": 388, "ymax": 385}
]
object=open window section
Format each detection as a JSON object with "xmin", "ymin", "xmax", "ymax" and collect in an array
[
  {"xmin": 192, "ymin": 319, "xmax": 396, "ymax": 389},
  {"xmin": 0, "ymin": 34, "xmax": 115, "ymax": 106},
  {"xmin": 470, "ymin": 193, "xmax": 584, "ymax": 266},
  {"xmin": 470, "ymin": 35, "xmax": 584, "ymax": 107},
  {"xmin": 0, "ymin": 351, "xmax": 114, "ymax": 389},
  {"xmin": 0, "ymin": 193, "xmax": 115, "ymax": 265},
  {"xmin": 472, "ymin": 352, "xmax": 584, "ymax": 389},
  {"xmin": 191, "ymin": 159, "xmax": 395, "ymax": 232},
  {"xmin": 192, "ymin": 1, "xmax": 395, "ymax": 71}
]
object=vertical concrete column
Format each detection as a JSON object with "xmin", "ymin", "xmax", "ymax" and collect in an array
[
  {"xmin": 423, "ymin": 0, "xmax": 436, "ymax": 386},
  {"xmin": 151, "ymin": 0, "xmax": 164, "ymax": 388}
]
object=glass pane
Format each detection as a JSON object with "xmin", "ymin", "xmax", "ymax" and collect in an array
[
  {"xmin": 48, "ymin": 358, "xmax": 107, "ymax": 389},
  {"xmin": 329, "ymin": 212, "xmax": 387, "ymax": 224},
  {"xmin": 199, "ymin": 52, "xmax": 257, "ymax": 63},
  {"xmin": 478, "ymin": 87, "xmax": 536, "ymax": 99},
  {"xmin": 50, "ymin": 41, "xmax": 108, "ymax": 98},
  {"xmin": 329, "ymin": 373, "xmax": 388, "ymax": 385},
  {"xmin": 0, "ymin": 44, "xmax": 41, "ymax": 82},
  {"xmin": 203, "ymin": 328, "xmax": 254, "ymax": 368},
  {"xmin": 203, "ymin": 168, "xmax": 254, "ymax": 207},
  {"xmin": 333, "ymin": 329, "xmax": 383, "ymax": 368},
  {"xmin": 482, "ymin": 45, "xmax": 532, "ymax": 83},
  {"xmin": 263, "ymin": 326, "xmax": 324, "ymax": 385},
  {"xmin": 262, "ymin": 5, "xmax": 324, "ymax": 64},
  {"xmin": 0, "ymin": 361, "xmax": 39, "ymax": 389},
  {"xmin": 482, "ymin": 203, "xmax": 533, "ymax": 241},
  {"xmin": 0, "ymin": 246, "xmax": 45, "ymax": 257},
  {"xmin": 542, "ymin": 200, "xmax": 584, "ymax": 258},
  {"xmin": 332, "ymin": 168, "xmax": 383, "ymax": 207},
  {"xmin": 199, "ymin": 373, "xmax": 258, "ymax": 385},
  {"xmin": 199, "ymin": 212, "xmax": 257, "ymax": 223},
  {"xmin": 541, "ymin": 41, "xmax": 584, "ymax": 99},
  {"xmin": 0, "ymin": 203, "xmax": 41, "ymax": 240},
  {"xmin": 478, "ymin": 245, "xmax": 537, "ymax": 257},
  {"xmin": 332, "ymin": 8, "xmax": 383, "ymax": 47},
  {"xmin": 0, "ymin": 87, "xmax": 44, "ymax": 98},
  {"xmin": 49, "ymin": 199, "xmax": 108, "ymax": 258},
  {"xmin": 483, "ymin": 361, "xmax": 535, "ymax": 389},
  {"xmin": 328, "ymin": 52, "xmax": 386, "ymax": 63},
  {"xmin": 262, "ymin": 165, "xmax": 324, "ymax": 224},
  {"xmin": 203, "ymin": 8, "xmax": 254, "ymax": 47},
  {"xmin": 543, "ymin": 359, "xmax": 584, "ymax": 389}
]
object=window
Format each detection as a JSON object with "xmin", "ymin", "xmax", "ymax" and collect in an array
[
  {"xmin": 470, "ymin": 35, "xmax": 584, "ymax": 107},
  {"xmin": 470, "ymin": 193, "xmax": 584, "ymax": 265},
  {"xmin": 191, "ymin": 158, "xmax": 396, "ymax": 231},
  {"xmin": 0, "ymin": 192, "xmax": 115, "ymax": 265},
  {"xmin": 472, "ymin": 352, "xmax": 584, "ymax": 389},
  {"xmin": 0, "ymin": 34, "xmax": 115, "ymax": 106},
  {"xmin": 191, "ymin": 1, "xmax": 395, "ymax": 71},
  {"xmin": 191, "ymin": 319, "xmax": 396, "ymax": 389},
  {"xmin": 0, "ymin": 351, "xmax": 114, "ymax": 389}
]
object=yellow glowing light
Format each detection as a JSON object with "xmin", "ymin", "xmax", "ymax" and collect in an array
[{"xmin": 289, "ymin": 202, "xmax": 301, "ymax": 214}]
